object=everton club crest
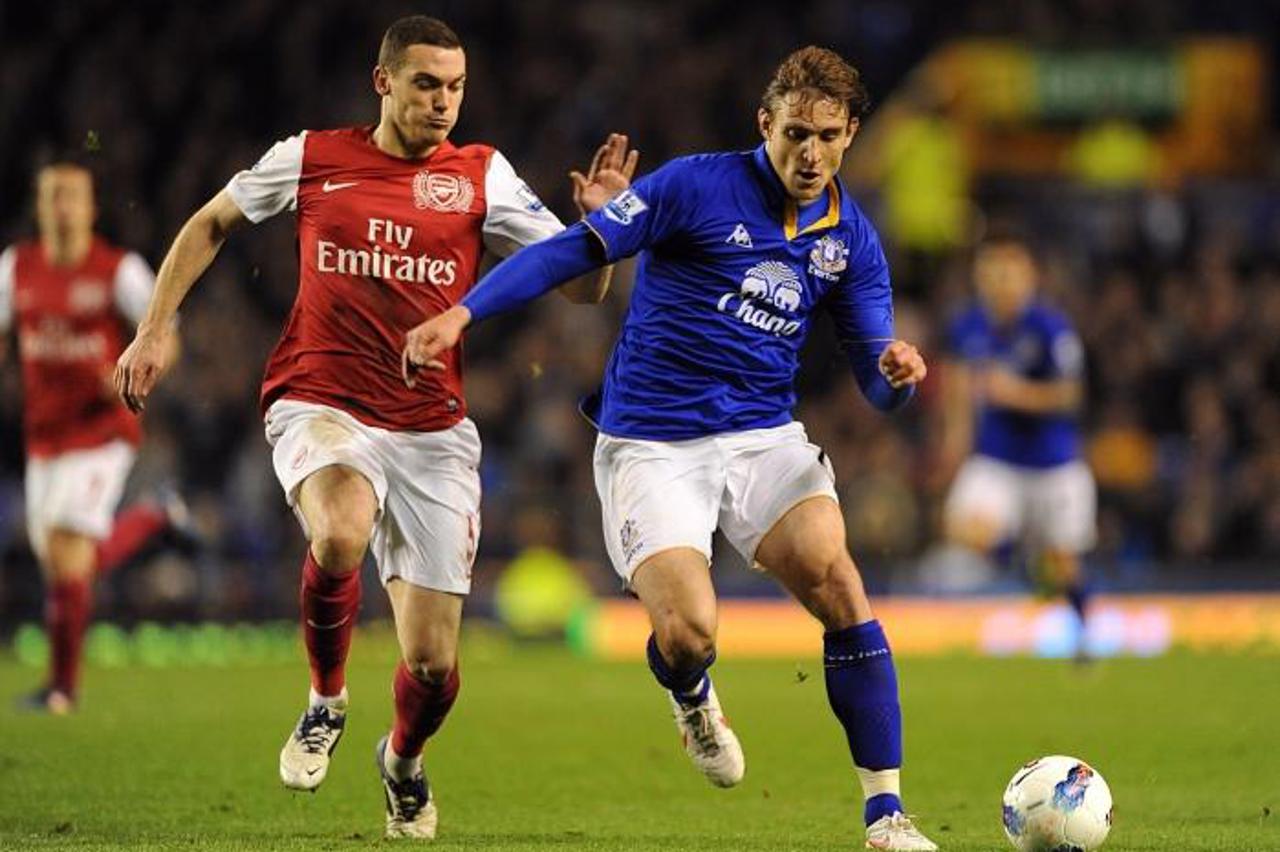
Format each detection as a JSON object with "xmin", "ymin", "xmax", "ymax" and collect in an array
[
  {"xmin": 413, "ymin": 170, "xmax": 475, "ymax": 213},
  {"xmin": 808, "ymin": 234, "xmax": 849, "ymax": 281}
]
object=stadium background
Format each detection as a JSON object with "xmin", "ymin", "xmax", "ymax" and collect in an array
[{"xmin": 1, "ymin": 0, "xmax": 1277, "ymax": 653}]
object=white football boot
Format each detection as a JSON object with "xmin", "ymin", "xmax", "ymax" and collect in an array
[
  {"xmin": 376, "ymin": 735, "xmax": 438, "ymax": 839},
  {"xmin": 279, "ymin": 695, "xmax": 347, "ymax": 791},
  {"xmin": 864, "ymin": 812, "xmax": 939, "ymax": 851},
  {"xmin": 668, "ymin": 681, "xmax": 745, "ymax": 788}
]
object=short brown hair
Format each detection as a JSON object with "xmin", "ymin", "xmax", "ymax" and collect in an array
[
  {"xmin": 761, "ymin": 46, "xmax": 870, "ymax": 120},
  {"xmin": 35, "ymin": 154, "xmax": 96, "ymax": 188},
  {"xmin": 378, "ymin": 15, "xmax": 462, "ymax": 70}
]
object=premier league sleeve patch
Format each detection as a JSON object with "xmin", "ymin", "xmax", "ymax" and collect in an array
[
  {"xmin": 515, "ymin": 182, "xmax": 546, "ymax": 212},
  {"xmin": 603, "ymin": 189, "xmax": 649, "ymax": 225}
]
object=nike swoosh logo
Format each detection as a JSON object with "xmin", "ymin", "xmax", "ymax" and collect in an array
[
  {"xmin": 305, "ymin": 615, "xmax": 352, "ymax": 630},
  {"xmin": 305, "ymin": 767, "xmax": 321, "ymax": 775},
  {"xmin": 322, "ymin": 180, "xmax": 359, "ymax": 193}
]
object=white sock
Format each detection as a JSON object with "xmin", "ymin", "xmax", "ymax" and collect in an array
[
  {"xmin": 856, "ymin": 766, "xmax": 901, "ymax": 802},
  {"xmin": 383, "ymin": 738, "xmax": 422, "ymax": 782},
  {"xmin": 309, "ymin": 686, "xmax": 348, "ymax": 712}
]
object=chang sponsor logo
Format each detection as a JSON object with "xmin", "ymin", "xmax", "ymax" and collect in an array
[{"xmin": 715, "ymin": 260, "xmax": 804, "ymax": 337}]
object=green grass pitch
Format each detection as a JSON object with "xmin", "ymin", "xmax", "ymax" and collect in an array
[{"xmin": 0, "ymin": 632, "xmax": 1276, "ymax": 850}]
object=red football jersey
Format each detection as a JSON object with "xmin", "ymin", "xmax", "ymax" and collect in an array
[
  {"xmin": 226, "ymin": 127, "xmax": 565, "ymax": 432},
  {"xmin": 0, "ymin": 237, "xmax": 155, "ymax": 457}
]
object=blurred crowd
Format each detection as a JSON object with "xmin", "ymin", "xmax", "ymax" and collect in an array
[{"xmin": 1, "ymin": 0, "xmax": 1277, "ymax": 621}]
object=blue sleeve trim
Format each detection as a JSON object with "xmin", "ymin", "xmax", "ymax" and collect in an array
[{"xmin": 843, "ymin": 340, "xmax": 915, "ymax": 412}]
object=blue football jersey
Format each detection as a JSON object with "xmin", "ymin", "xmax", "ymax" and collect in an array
[
  {"xmin": 948, "ymin": 301, "xmax": 1084, "ymax": 467},
  {"xmin": 580, "ymin": 145, "xmax": 899, "ymax": 440}
]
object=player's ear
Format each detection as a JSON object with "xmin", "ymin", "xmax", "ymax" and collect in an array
[
  {"xmin": 372, "ymin": 64, "xmax": 392, "ymax": 97},
  {"xmin": 757, "ymin": 107, "xmax": 772, "ymax": 141},
  {"xmin": 844, "ymin": 117, "xmax": 860, "ymax": 149}
]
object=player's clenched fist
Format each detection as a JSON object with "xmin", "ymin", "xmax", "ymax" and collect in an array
[
  {"xmin": 402, "ymin": 305, "xmax": 472, "ymax": 387},
  {"xmin": 878, "ymin": 340, "xmax": 927, "ymax": 389},
  {"xmin": 114, "ymin": 326, "xmax": 172, "ymax": 413}
]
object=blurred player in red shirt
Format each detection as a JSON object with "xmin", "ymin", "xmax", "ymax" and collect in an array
[
  {"xmin": 115, "ymin": 15, "xmax": 633, "ymax": 839},
  {"xmin": 1, "ymin": 161, "xmax": 185, "ymax": 714}
]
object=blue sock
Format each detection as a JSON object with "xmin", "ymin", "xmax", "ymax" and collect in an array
[
  {"xmin": 865, "ymin": 793, "xmax": 902, "ymax": 825},
  {"xmin": 1065, "ymin": 580, "xmax": 1090, "ymax": 622},
  {"xmin": 824, "ymin": 620, "xmax": 904, "ymax": 825},
  {"xmin": 646, "ymin": 633, "xmax": 714, "ymax": 706}
]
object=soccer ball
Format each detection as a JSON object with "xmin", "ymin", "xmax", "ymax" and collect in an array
[{"xmin": 1001, "ymin": 755, "xmax": 1113, "ymax": 852}]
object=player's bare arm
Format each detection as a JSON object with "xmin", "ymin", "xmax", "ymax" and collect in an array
[
  {"xmin": 936, "ymin": 357, "xmax": 974, "ymax": 482},
  {"xmin": 558, "ymin": 132, "xmax": 639, "ymax": 304},
  {"xmin": 981, "ymin": 367, "xmax": 1081, "ymax": 414},
  {"xmin": 115, "ymin": 190, "xmax": 248, "ymax": 413},
  {"xmin": 403, "ymin": 304, "xmax": 471, "ymax": 385}
]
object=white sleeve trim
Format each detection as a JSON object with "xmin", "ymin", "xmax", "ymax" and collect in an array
[
  {"xmin": 0, "ymin": 246, "xmax": 15, "ymax": 332},
  {"xmin": 113, "ymin": 251, "xmax": 156, "ymax": 327},
  {"xmin": 482, "ymin": 150, "xmax": 564, "ymax": 257},
  {"xmin": 1051, "ymin": 330, "xmax": 1085, "ymax": 379},
  {"xmin": 226, "ymin": 132, "xmax": 306, "ymax": 223}
]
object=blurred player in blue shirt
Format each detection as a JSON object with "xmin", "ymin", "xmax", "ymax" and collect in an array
[
  {"xmin": 941, "ymin": 231, "xmax": 1096, "ymax": 653},
  {"xmin": 405, "ymin": 47, "xmax": 936, "ymax": 851}
]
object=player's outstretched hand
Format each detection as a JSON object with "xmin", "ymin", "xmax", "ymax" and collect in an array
[
  {"xmin": 114, "ymin": 326, "xmax": 172, "ymax": 414},
  {"xmin": 402, "ymin": 305, "xmax": 472, "ymax": 387},
  {"xmin": 879, "ymin": 340, "xmax": 927, "ymax": 389},
  {"xmin": 571, "ymin": 133, "xmax": 640, "ymax": 215}
]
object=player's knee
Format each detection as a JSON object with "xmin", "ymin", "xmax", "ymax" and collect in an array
[
  {"xmin": 402, "ymin": 648, "xmax": 457, "ymax": 684},
  {"xmin": 309, "ymin": 524, "xmax": 370, "ymax": 573},
  {"xmin": 44, "ymin": 530, "xmax": 96, "ymax": 581},
  {"xmin": 657, "ymin": 614, "xmax": 716, "ymax": 669},
  {"xmin": 946, "ymin": 515, "xmax": 997, "ymax": 553},
  {"xmin": 1042, "ymin": 549, "xmax": 1081, "ymax": 587}
]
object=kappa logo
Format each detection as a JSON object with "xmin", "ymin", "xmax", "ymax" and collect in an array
[
  {"xmin": 726, "ymin": 223, "xmax": 753, "ymax": 248},
  {"xmin": 603, "ymin": 189, "xmax": 648, "ymax": 225},
  {"xmin": 413, "ymin": 170, "xmax": 475, "ymax": 213}
]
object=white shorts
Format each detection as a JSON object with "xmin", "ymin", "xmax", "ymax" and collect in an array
[
  {"xmin": 264, "ymin": 399, "xmax": 482, "ymax": 595},
  {"xmin": 944, "ymin": 455, "xmax": 1096, "ymax": 553},
  {"xmin": 593, "ymin": 421, "xmax": 838, "ymax": 584},
  {"xmin": 25, "ymin": 440, "xmax": 136, "ymax": 561}
]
